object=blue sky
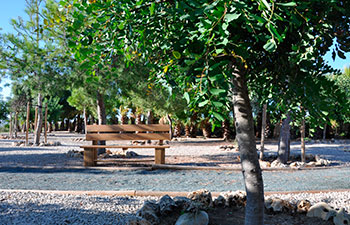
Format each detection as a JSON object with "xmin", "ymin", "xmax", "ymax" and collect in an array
[{"xmin": 0, "ymin": 1, "xmax": 349, "ymax": 100}]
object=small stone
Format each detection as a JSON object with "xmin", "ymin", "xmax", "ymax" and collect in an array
[
  {"xmin": 296, "ymin": 200, "xmax": 311, "ymax": 213},
  {"xmin": 187, "ymin": 189, "xmax": 212, "ymax": 208},
  {"xmin": 175, "ymin": 210, "xmax": 209, "ymax": 225}
]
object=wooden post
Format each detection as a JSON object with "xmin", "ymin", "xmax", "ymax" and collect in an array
[
  {"xmin": 44, "ymin": 103, "xmax": 48, "ymax": 144},
  {"xmin": 259, "ymin": 103, "xmax": 267, "ymax": 160},
  {"xmin": 155, "ymin": 140, "xmax": 165, "ymax": 164},
  {"xmin": 26, "ymin": 102, "xmax": 30, "ymax": 146},
  {"xmin": 84, "ymin": 148, "xmax": 97, "ymax": 167}
]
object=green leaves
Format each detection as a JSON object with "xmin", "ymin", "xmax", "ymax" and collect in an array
[
  {"xmin": 198, "ymin": 100, "xmax": 209, "ymax": 107},
  {"xmin": 209, "ymin": 88, "xmax": 226, "ymax": 95},
  {"xmin": 263, "ymin": 39, "xmax": 277, "ymax": 52},
  {"xmin": 276, "ymin": 2, "xmax": 297, "ymax": 7},
  {"xmin": 225, "ymin": 13, "xmax": 241, "ymax": 23},
  {"xmin": 172, "ymin": 51, "xmax": 181, "ymax": 59},
  {"xmin": 149, "ymin": 2, "xmax": 155, "ymax": 15},
  {"xmin": 184, "ymin": 92, "xmax": 190, "ymax": 104}
]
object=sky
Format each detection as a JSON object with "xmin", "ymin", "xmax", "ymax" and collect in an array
[{"xmin": 0, "ymin": 1, "xmax": 349, "ymax": 100}]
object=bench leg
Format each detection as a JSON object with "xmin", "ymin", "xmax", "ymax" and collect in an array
[
  {"xmin": 155, "ymin": 148, "xmax": 165, "ymax": 164},
  {"xmin": 84, "ymin": 148, "xmax": 97, "ymax": 167}
]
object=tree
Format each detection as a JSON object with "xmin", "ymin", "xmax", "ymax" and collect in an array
[{"xmin": 64, "ymin": 1, "xmax": 350, "ymax": 224}]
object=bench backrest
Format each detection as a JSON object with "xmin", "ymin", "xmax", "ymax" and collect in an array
[{"xmin": 86, "ymin": 124, "xmax": 171, "ymax": 141}]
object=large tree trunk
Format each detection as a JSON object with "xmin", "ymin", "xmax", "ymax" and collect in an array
[
  {"xmin": 259, "ymin": 103, "xmax": 267, "ymax": 160},
  {"xmin": 278, "ymin": 113, "xmax": 291, "ymax": 164},
  {"xmin": 34, "ymin": 93, "xmax": 43, "ymax": 145},
  {"xmin": 231, "ymin": 66, "xmax": 264, "ymax": 225},
  {"xmin": 97, "ymin": 91, "xmax": 106, "ymax": 154}
]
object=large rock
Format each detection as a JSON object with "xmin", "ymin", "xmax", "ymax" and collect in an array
[
  {"xmin": 175, "ymin": 210, "xmax": 209, "ymax": 225},
  {"xmin": 213, "ymin": 195, "xmax": 225, "ymax": 207},
  {"xmin": 265, "ymin": 197, "xmax": 295, "ymax": 213},
  {"xmin": 271, "ymin": 160, "xmax": 288, "ymax": 168},
  {"xmin": 173, "ymin": 196, "xmax": 191, "ymax": 212},
  {"xmin": 136, "ymin": 201, "xmax": 160, "ymax": 225},
  {"xmin": 307, "ymin": 202, "xmax": 337, "ymax": 221},
  {"xmin": 333, "ymin": 208, "xmax": 350, "ymax": 225},
  {"xmin": 158, "ymin": 195, "xmax": 177, "ymax": 216},
  {"xmin": 187, "ymin": 189, "xmax": 212, "ymax": 208}
]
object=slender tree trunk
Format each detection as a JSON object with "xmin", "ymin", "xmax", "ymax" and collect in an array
[
  {"xmin": 147, "ymin": 111, "xmax": 154, "ymax": 125},
  {"xmin": 166, "ymin": 114, "xmax": 173, "ymax": 139},
  {"xmin": 9, "ymin": 112, "xmax": 13, "ymax": 139},
  {"xmin": 323, "ymin": 123, "xmax": 327, "ymax": 140},
  {"xmin": 259, "ymin": 103, "xmax": 267, "ymax": 160},
  {"xmin": 231, "ymin": 66, "xmax": 264, "ymax": 225},
  {"xmin": 301, "ymin": 118, "xmax": 306, "ymax": 163},
  {"xmin": 34, "ymin": 93, "xmax": 43, "ymax": 145},
  {"xmin": 278, "ymin": 113, "xmax": 291, "ymax": 164},
  {"xmin": 97, "ymin": 91, "xmax": 106, "ymax": 154},
  {"xmin": 174, "ymin": 121, "xmax": 182, "ymax": 137},
  {"xmin": 14, "ymin": 112, "xmax": 18, "ymax": 138},
  {"xmin": 184, "ymin": 125, "xmax": 190, "ymax": 138},
  {"xmin": 26, "ymin": 102, "xmax": 30, "ymax": 146},
  {"xmin": 83, "ymin": 107, "xmax": 88, "ymax": 135},
  {"xmin": 34, "ymin": 106, "xmax": 38, "ymax": 131},
  {"xmin": 48, "ymin": 122, "xmax": 52, "ymax": 133},
  {"xmin": 222, "ymin": 119, "xmax": 231, "ymax": 140},
  {"xmin": 44, "ymin": 103, "xmax": 48, "ymax": 144}
]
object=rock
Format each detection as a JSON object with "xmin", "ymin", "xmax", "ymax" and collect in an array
[
  {"xmin": 333, "ymin": 208, "xmax": 350, "ymax": 225},
  {"xmin": 48, "ymin": 141, "xmax": 61, "ymax": 146},
  {"xmin": 126, "ymin": 151, "xmax": 139, "ymax": 157},
  {"xmin": 158, "ymin": 195, "xmax": 177, "ymax": 216},
  {"xmin": 175, "ymin": 210, "xmax": 209, "ymax": 225},
  {"xmin": 306, "ymin": 161, "xmax": 316, "ymax": 167},
  {"xmin": 271, "ymin": 160, "xmax": 287, "ymax": 168},
  {"xmin": 296, "ymin": 200, "xmax": 311, "ymax": 213},
  {"xmin": 315, "ymin": 158, "xmax": 331, "ymax": 166},
  {"xmin": 187, "ymin": 189, "xmax": 212, "ymax": 208},
  {"xmin": 67, "ymin": 150, "xmax": 83, "ymax": 158},
  {"xmin": 307, "ymin": 202, "xmax": 337, "ymax": 221},
  {"xmin": 259, "ymin": 160, "xmax": 271, "ymax": 168},
  {"xmin": 173, "ymin": 196, "xmax": 191, "ymax": 212},
  {"xmin": 265, "ymin": 197, "xmax": 295, "ymax": 213},
  {"xmin": 136, "ymin": 201, "xmax": 160, "ymax": 225},
  {"xmin": 125, "ymin": 216, "xmax": 151, "ymax": 225},
  {"xmin": 221, "ymin": 190, "xmax": 246, "ymax": 208},
  {"xmin": 290, "ymin": 162, "xmax": 305, "ymax": 168},
  {"xmin": 213, "ymin": 195, "xmax": 226, "ymax": 207}
]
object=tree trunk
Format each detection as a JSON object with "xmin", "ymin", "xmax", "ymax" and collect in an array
[
  {"xmin": 184, "ymin": 125, "xmax": 190, "ymax": 138},
  {"xmin": 323, "ymin": 123, "xmax": 327, "ymax": 140},
  {"xmin": 167, "ymin": 114, "xmax": 173, "ymax": 139},
  {"xmin": 301, "ymin": 118, "xmax": 306, "ymax": 163},
  {"xmin": 201, "ymin": 119, "xmax": 211, "ymax": 139},
  {"xmin": 97, "ymin": 91, "xmax": 106, "ymax": 154},
  {"xmin": 83, "ymin": 107, "xmax": 87, "ymax": 135},
  {"xmin": 9, "ymin": 112, "xmax": 13, "ymax": 139},
  {"xmin": 174, "ymin": 121, "xmax": 182, "ymax": 137},
  {"xmin": 231, "ymin": 66, "xmax": 264, "ymax": 225},
  {"xmin": 259, "ymin": 103, "xmax": 267, "ymax": 160},
  {"xmin": 278, "ymin": 113, "xmax": 291, "ymax": 164},
  {"xmin": 44, "ymin": 103, "xmax": 48, "ymax": 144},
  {"xmin": 14, "ymin": 112, "xmax": 18, "ymax": 138},
  {"xmin": 222, "ymin": 119, "xmax": 231, "ymax": 141},
  {"xmin": 48, "ymin": 122, "xmax": 52, "ymax": 133},
  {"xmin": 147, "ymin": 111, "xmax": 154, "ymax": 124},
  {"xmin": 34, "ymin": 93, "xmax": 43, "ymax": 145}
]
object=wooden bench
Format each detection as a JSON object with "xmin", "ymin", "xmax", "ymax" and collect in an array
[{"xmin": 80, "ymin": 124, "xmax": 171, "ymax": 166}]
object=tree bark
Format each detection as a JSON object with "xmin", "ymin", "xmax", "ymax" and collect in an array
[
  {"xmin": 259, "ymin": 103, "xmax": 267, "ymax": 160},
  {"xmin": 231, "ymin": 66, "xmax": 264, "ymax": 225},
  {"xmin": 9, "ymin": 112, "xmax": 13, "ymax": 139},
  {"xmin": 34, "ymin": 93, "xmax": 43, "ymax": 145},
  {"xmin": 26, "ymin": 101, "xmax": 30, "ymax": 146},
  {"xmin": 166, "ymin": 114, "xmax": 173, "ymax": 139},
  {"xmin": 278, "ymin": 113, "xmax": 291, "ymax": 164},
  {"xmin": 97, "ymin": 91, "xmax": 106, "ymax": 154},
  {"xmin": 14, "ymin": 112, "xmax": 18, "ymax": 138},
  {"xmin": 44, "ymin": 103, "xmax": 48, "ymax": 144},
  {"xmin": 323, "ymin": 123, "xmax": 327, "ymax": 140},
  {"xmin": 301, "ymin": 118, "xmax": 306, "ymax": 163},
  {"xmin": 222, "ymin": 119, "xmax": 231, "ymax": 140},
  {"xmin": 83, "ymin": 107, "xmax": 88, "ymax": 135},
  {"xmin": 147, "ymin": 111, "xmax": 154, "ymax": 125}
]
